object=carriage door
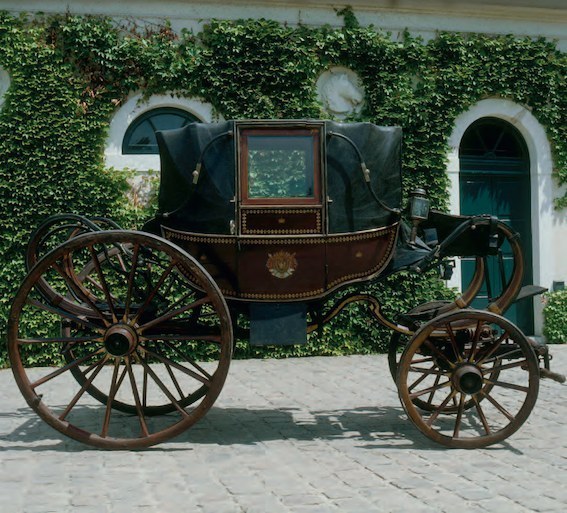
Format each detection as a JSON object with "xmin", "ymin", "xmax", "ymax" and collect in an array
[
  {"xmin": 236, "ymin": 123, "xmax": 325, "ymax": 301},
  {"xmin": 459, "ymin": 117, "xmax": 534, "ymax": 334}
]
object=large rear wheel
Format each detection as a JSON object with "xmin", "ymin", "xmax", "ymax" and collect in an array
[{"xmin": 8, "ymin": 230, "xmax": 232, "ymax": 449}]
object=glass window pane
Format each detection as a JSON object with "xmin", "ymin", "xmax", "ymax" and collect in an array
[
  {"xmin": 247, "ymin": 135, "xmax": 315, "ymax": 198},
  {"xmin": 126, "ymin": 123, "xmax": 155, "ymax": 152},
  {"xmin": 151, "ymin": 113, "xmax": 188, "ymax": 131},
  {"xmin": 123, "ymin": 108, "xmax": 199, "ymax": 154}
]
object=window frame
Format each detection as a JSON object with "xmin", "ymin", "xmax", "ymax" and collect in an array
[
  {"xmin": 122, "ymin": 107, "xmax": 199, "ymax": 155},
  {"xmin": 238, "ymin": 127, "xmax": 322, "ymax": 206}
]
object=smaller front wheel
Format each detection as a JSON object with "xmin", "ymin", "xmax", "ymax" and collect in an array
[{"xmin": 397, "ymin": 310, "xmax": 539, "ymax": 448}]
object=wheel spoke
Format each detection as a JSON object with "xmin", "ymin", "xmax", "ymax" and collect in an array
[
  {"xmin": 476, "ymin": 331, "xmax": 509, "ymax": 365},
  {"xmin": 467, "ymin": 320, "xmax": 483, "ymax": 362},
  {"xmin": 408, "ymin": 366, "xmax": 446, "ymax": 376},
  {"xmin": 142, "ymin": 352, "xmax": 148, "ymax": 410},
  {"xmin": 409, "ymin": 379, "xmax": 451, "ymax": 399},
  {"xmin": 142, "ymin": 347, "xmax": 212, "ymax": 387},
  {"xmin": 481, "ymin": 391, "xmax": 515, "ymax": 421},
  {"xmin": 453, "ymin": 393, "xmax": 466, "ymax": 438},
  {"xmin": 163, "ymin": 340, "xmax": 213, "ymax": 380},
  {"xmin": 88, "ymin": 245, "xmax": 118, "ymax": 323},
  {"xmin": 408, "ymin": 364, "xmax": 438, "ymax": 392},
  {"xmin": 424, "ymin": 339, "xmax": 455, "ymax": 369},
  {"xmin": 53, "ymin": 262, "xmax": 110, "ymax": 326},
  {"xmin": 59, "ymin": 355, "xmax": 109, "ymax": 421},
  {"xmin": 426, "ymin": 388, "xmax": 458, "ymax": 427},
  {"xmin": 131, "ymin": 262, "xmax": 176, "ymax": 324},
  {"xmin": 483, "ymin": 379, "xmax": 530, "ymax": 393},
  {"xmin": 482, "ymin": 359, "xmax": 527, "ymax": 374},
  {"xmin": 30, "ymin": 348, "xmax": 105, "ymax": 389},
  {"xmin": 124, "ymin": 358, "xmax": 150, "ymax": 437},
  {"xmin": 124, "ymin": 243, "xmax": 140, "ymax": 321},
  {"xmin": 164, "ymin": 362, "xmax": 185, "ymax": 400},
  {"xmin": 158, "ymin": 289, "xmax": 202, "ymax": 319},
  {"xmin": 472, "ymin": 396, "xmax": 491, "ymax": 435},
  {"xmin": 101, "ymin": 359, "xmax": 128, "ymax": 438},
  {"xmin": 138, "ymin": 295, "xmax": 211, "ymax": 333},
  {"xmin": 426, "ymin": 374, "xmax": 442, "ymax": 407},
  {"xmin": 134, "ymin": 354, "xmax": 190, "ymax": 418},
  {"xmin": 27, "ymin": 298, "xmax": 104, "ymax": 333},
  {"xmin": 481, "ymin": 346, "xmax": 523, "ymax": 364},
  {"xmin": 445, "ymin": 323, "xmax": 463, "ymax": 363},
  {"xmin": 17, "ymin": 336, "xmax": 101, "ymax": 345}
]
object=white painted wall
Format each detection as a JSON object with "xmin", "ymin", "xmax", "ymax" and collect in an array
[
  {"xmin": 3, "ymin": 1, "xmax": 567, "ymax": 49},
  {"xmin": 1, "ymin": 1, "xmax": 565, "ymax": 333}
]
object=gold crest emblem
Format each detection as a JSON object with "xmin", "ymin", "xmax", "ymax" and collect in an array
[{"xmin": 266, "ymin": 251, "xmax": 298, "ymax": 279}]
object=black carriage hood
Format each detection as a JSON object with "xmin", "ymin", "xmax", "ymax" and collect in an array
[
  {"xmin": 144, "ymin": 120, "xmax": 401, "ymax": 235},
  {"xmin": 325, "ymin": 121, "xmax": 401, "ymax": 232},
  {"xmin": 149, "ymin": 120, "xmax": 236, "ymax": 235}
]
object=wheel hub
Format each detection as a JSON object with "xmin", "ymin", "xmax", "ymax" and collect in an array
[
  {"xmin": 104, "ymin": 324, "xmax": 138, "ymax": 357},
  {"xmin": 452, "ymin": 364, "xmax": 484, "ymax": 395}
]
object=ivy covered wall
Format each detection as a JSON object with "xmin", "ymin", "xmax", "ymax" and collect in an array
[{"xmin": 0, "ymin": 11, "xmax": 565, "ymax": 365}]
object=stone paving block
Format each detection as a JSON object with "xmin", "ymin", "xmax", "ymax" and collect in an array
[{"xmin": 0, "ymin": 348, "xmax": 565, "ymax": 513}]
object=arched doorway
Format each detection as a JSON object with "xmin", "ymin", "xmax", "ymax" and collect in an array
[{"xmin": 459, "ymin": 117, "xmax": 534, "ymax": 334}]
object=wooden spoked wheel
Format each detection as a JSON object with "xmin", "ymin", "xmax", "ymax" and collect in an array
[
  {"xmin": 8, "ymin": 230, "xmax": 232, "ymax": 449},
  {"xmin": 397, "ymin": 309, "xmax": 539, "ymax": 448}
]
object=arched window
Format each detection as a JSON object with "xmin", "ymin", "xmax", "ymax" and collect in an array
[
  {"xmin": 460, "ymin": 117, "xmax": 528, "ymax": 165},
  {"xmin": 122, "ymin": 107, "xmax": 199, "ymax": 154}
]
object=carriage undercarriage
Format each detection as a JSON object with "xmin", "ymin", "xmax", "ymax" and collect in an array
[{"xmin": 7, "ymin": 120, "xmax": 564, "ymax": 449}]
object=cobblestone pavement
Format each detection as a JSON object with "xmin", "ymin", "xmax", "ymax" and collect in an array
[{"xmin": 0, "ymin": 347, "xmax": 565, "ymax": 513}]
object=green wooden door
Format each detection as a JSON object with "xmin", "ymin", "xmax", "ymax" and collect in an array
[{"xmin": 459, "ymin": 118, "xmax": 534, "ymax": 333}]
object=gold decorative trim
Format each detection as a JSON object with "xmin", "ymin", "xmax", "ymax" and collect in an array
[
  {"xmin": 162, "ymin": 228, "xmax": 236, "ymax": 245},
  {"xmin": 163, "ymin": 223, "xmax": 398, "ymax": 247},
  {"xmin": 245, "ymin": 208, "xmax": 321, "ymax": 215},
  {"xmin": 327, "ymin": 229, "xmax": 397, "ymax": 288},
  {"xmin": 241, "ymin": 208, "xmax": 322, "ymax": 235},
  {"xmin": 237, "ymin": 289, "xmax": 326, "ymax": 300}
]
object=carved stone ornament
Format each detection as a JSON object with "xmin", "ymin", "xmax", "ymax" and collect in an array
[
  {"xmin": 266, "ymin": 251, "xmax": 298, "ymax": 279},
  {"xmin": 316, "ymin": 67, "xmax": 365, "ymax": 118}
]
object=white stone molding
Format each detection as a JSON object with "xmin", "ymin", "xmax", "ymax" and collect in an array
[
  {"xmin": 316, "ymin": 67, "xmax": 365, "ymax": 119},
  {"xmin": 105, "ymin": 93, "xmax": 221, "ymax": 171},
  {"xmin": 447, "ymin": 98, "xmax": 564, "ymax": 335}
]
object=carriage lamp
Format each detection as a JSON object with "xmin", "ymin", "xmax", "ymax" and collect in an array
[{"xmin": 409, "ymin": 188, "xmax": 430, "ymax": 244}]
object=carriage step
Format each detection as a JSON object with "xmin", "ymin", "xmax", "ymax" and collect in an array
[{"xmin": 515, "ymin": 285, "xmax": 547, "ymax": 302}]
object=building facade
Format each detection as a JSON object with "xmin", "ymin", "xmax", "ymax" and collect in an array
[{"xmin": 1, "ymin": 0, "xmax": 565, "ymax": 335}]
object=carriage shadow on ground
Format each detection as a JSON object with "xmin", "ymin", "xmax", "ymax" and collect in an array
[{"xmin": 0, "ymin": 403, "xmax": 517, "ymax": 453}]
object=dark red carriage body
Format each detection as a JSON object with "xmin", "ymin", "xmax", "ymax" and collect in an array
[{"xmin": 145, "ymin": 120, "xmax": 402, "ymax": 303}]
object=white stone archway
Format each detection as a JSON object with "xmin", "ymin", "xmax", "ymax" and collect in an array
[
  {"xmin": 105, "ymin": 93, "xmax": 221, "ymax": 171},
  {"xmin": 446, "ymin": 98, "xmax": 562, "ymax": 335}
]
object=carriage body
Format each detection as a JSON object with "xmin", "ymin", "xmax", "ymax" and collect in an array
[
  {"xmin": 8, "ymin": 120, "xmax": 564, "ymax": 451},
  {"xmin": 145, "ymin": 119, "xmax": 402, "ymax": 303}
]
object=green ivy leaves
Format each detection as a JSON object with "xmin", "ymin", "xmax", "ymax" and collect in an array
[{"xmin": 0, "ymin": 11, "xmax": 565, "ymax": 366}]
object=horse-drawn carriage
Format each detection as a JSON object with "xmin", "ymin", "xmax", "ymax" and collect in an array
[{"xmin": 8, "ymin": 120, "xmax": 564, "ymax": 449}]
